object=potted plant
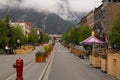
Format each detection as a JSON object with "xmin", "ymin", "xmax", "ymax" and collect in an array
[
  {"xmin": 44, "ymin": 44, "xmax": 51, "ymax": 57},
  {"xmin": 35, "ymin": 49, "xmax": 46, "ymax": 62}
]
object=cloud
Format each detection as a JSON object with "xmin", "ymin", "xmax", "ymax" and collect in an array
[
  {"xmin": 0, "ymin": 0, "xmax": 102, "ymax": 21},
  {"xmin": 69, "ymin": 0, "xmax": 102, "ymax": 12}
]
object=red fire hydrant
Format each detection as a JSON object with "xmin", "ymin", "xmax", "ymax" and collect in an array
[{"xmin": 13, "ymin": 57, "xmax": 23, "ymax": 80}]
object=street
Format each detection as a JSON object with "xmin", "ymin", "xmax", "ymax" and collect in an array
[
  {"xmin": 0, "ymin": 43, "xmax": 116, "ymax": 80},
  {"xmin": 49, "ymin": 43, "xmax": 116, "ymax": 80}
]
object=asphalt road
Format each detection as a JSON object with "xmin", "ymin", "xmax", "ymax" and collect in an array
[
  {"xmin": 49, "ymin": 43, "xmax": 116, "ymax": 80},
  {"xmin": 0, "ymin": 43, "xmax": 116, "ymax": 80}
]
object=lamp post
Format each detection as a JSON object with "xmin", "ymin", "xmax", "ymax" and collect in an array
[{"xmin": 17, "ymin": 39, "xmax": 20, "ymax": 47}]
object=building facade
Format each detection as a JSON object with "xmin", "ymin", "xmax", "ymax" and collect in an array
[
  {"xmin": 93, "ymin": 0, "xmax": 120, "ymax": 42},
  {"xmin": 11, "ymin": 21, "xmax": 31, "ymax": 37},
  {"xmin": 86, "ymin": 10, "xmax": 94, "ymax": 28},
  {"xmin": 94, "ymin": 4, "xmax": 105, "ymax": 41},
  {"xmin": 103, "ymin": 1, "xmax": 120, "ymax": 36},
  {"xmin": 77, "ymin": 16, "xmax": 87, "ymax": 27}
]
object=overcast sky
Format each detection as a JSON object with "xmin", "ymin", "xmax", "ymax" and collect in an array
[{"xmin": 0, "ymin": 0, "xmax": 102, "ymax": 21}]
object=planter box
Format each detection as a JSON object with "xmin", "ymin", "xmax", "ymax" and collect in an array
[
  {"xmin": 89, "ymin": 55, "xmax": 92, "ymax": 65},
  {"xmin": 15, "ymin": 49, "xmax": 27, "ymax": 54},
  {"xmin": 107, "ymin": 54, "xmax": 117, "ymax": 77},
  {"xmin": 101, "ymin": 58, "xmax": 107, "ymax": 72},
  {"xmin": 116, "ymin": 55, "xmax": 120, "ymax": 80},
  {"xmin": 35, "ymin": 56, "xmax": 46, "ymax": 62},
  {"xmin": 92, "ymin": 56, "xmax": 101, "ymax": 68},
  {"xmin": 77, "ymin": 50, "xmax": 82, "ymax": 57},
  {"xmin": 45, "ymin": 52, "xmax": 49, "ymax": 58}
]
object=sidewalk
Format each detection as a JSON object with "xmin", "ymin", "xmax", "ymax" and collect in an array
[{"xmin": 49, "ymin": 43, "xmax": 116, "ymax": 80}]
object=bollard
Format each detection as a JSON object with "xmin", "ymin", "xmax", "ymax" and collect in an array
[{"xmin": 13, "ymin": 57, "xmax": 23, "ymax": 80}]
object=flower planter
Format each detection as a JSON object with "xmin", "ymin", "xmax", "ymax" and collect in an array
[
  {"xmin": 45, "ymin": 51, "xmax": 50, "ymax": 58},
  {"xmin": 77, "ymin": 50, "xmax": 82, "ymax": 57},
  {"xmin": 89, "ymin": 55, "xmax": 92, "ymax": 65},
  {"xmin": 101, "ymin": 58, "xmax": 107, "ymax": 72},
  {"xmin": 35, "ymin": 49, "xmax": 46, "ymax": 63},
  {"xmin": 15, "ymin": 49, "xmax": 27, "ymax": 54},
  {"xmin": 35, "ymin": 56, "xmax": 46, "ymax": 62},
  {"xmin": 116, "ymin": 55, "xmax": 120, "ymax": 80},
  {"xmin": 92, "ymin": 56, "xmax": 101, "ymax": 68},
  {"xmin": 107, "ymin": 53, "xmax": 118, "ymax": 77}
]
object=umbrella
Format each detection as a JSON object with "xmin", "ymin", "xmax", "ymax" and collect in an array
[{"xmin": 80, "ymin": 36, "xmax": 104, "ymax": 45}]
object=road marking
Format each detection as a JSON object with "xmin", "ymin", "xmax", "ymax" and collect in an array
[
  {"xmin": 38, "ymin": 52, "xmax": 55, "ymax": 80},
  {"xmin": 6, "ymin": 60, "xmax": 34, "ymax": 80},
  {"xmin": 42, "ymin": 52, "xmax": 55, "ymax": 80}
]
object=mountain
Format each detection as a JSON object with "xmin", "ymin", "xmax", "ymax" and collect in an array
[{"xmin": 0, "ymin": 8, "xmax": 74, "ymax": 34}]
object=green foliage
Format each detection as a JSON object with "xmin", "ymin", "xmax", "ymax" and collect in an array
[
  {"xmin": 62, "ymin": 27, "xmax": 73, "ymax": 43},
  {"xmin": 109, "ymin": 12, "xmax": 120, "ymax": 49},
  {"xmin": 0, "ymin": 20, "xmax": 9, "ymax": 49},
  {"xmin": 28, "ymin": 27, "xmax": 39, "ymax": 44},
  {"xmin": 79, "ymin": 26, "xmax": 92, "ymax": 41},
  {"xmin": 36, "ymin": 46, "xmax": 46, "ymax": 56},
  {"xmin": 0, "ymin": 15, "xmax": 26, "ymax": 49},
  {"xmin": 62, "ymin": 26, "xmax": 92, "ymax": 45},
  {"xmin": 42, "ymin": 33, "xmax": 50, "ymax": 42},
  {"xmin": 9, "ymin": 26, "xmax": 25, "ymax": 47},
  {"xmin": 44, "ymin": 44, "xmax": 50, "ymax": 52},
  {"xmin": 70, "ymin": 27, "xmax": 80, "ymax": 44},
  {"xmin": 36, "ymin": 50, "xmax": 46, "ymax": 56}
]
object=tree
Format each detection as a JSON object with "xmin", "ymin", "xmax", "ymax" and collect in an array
[
  {"xmin": 62, "ymin": 26, "xmax": 92, "ymax": 45},
  {"xmin": 62, "ymin": 27, "xmax": 73, "ymax": 43},
  {"xmin": 27, "ymin": 27, "xmax": 39, "ymax": 44},
  {"xmin": 0, "ymin": 20, "xmax": 9, "ymax": 49},
  {"xmin": 42, "ymin": 32, "xmax": 50, "ymax": 42},
  {"xmin": 4, "ymin": 15, "xmax": 12, "ymax": 42},
  {"xmin": 79, "ymin": 26, "xmax": 92, "ymax": 42},
  {"xmin": 9, "ymin": 26, "xmax": 25, "ymax": 48},
  {"xmin": 109, "ymin": 12, "xmax": 120, "ymax": 49}
]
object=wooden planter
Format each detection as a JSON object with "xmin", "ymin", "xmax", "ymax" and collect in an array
[
  {"xmin": 92, "ymin": 56, "xmax": 101, "ymax": 68},
  {"xmin": 107, "ymin": 54, "xmax": 117, "ymax": 77},
  {"xmin": 89, "ymin": 55, "xmax": 92, "ymax": 65},
  {"xmin": 71, "ymin": 48, "xmax": 75, "ymax": 54},
  {"xmin": 15, "ymin": 49, "xmax": 27, "ymax": 54},
  {"xmin": 101, "ymin": 58, "xmax": 107, "ymax": 72},
  {"xmin": 46, "ymin": 51, "xmax": 51, "ymax": 57},
  {"xmin": 35, "ymin": 56, "xmax": 46, "ymax": 62},
  {"xmin": 77, "ymin": 50, "xmax": 82, "ymax": 57},
  {"xmin": 116, "ymin": 55, "xmax": 120, "ymax": 80}
]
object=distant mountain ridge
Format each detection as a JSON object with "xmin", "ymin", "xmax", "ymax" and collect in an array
[{"xmin": 0, "ymin": 8, "xmax": 75, "ymax": 34}]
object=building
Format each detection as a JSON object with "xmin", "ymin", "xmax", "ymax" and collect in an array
[
  {"xmin": 49, "ymin": 34, "xmax": 62, "ymax": 41},
  {"xmin": 77, "ymin": 10, "xmax": 94, "ymax": 29},
  {"xmin": 86, "ymin": 10, "xmax": 94, "ymax": 28},
  {"xmin": 77, "ymin": 16, "xmax": 87, "ymax": 27},
  {"xmin": 103, "ymin": 0, "xmax": 120, "ymax": 36},
  {"xmin": 94, "ymin": 4, "xmax": 105, "ymax": 41},
  {"xmin": 93, "ymin": 0, "xmax": 120, "ymax": 42},
  {"xmin": 11, "ymin": 21, "xmax": 31, "ymax": 37}
]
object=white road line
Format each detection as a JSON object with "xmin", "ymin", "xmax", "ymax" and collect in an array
[
  {"xmin": 43, "ymin": 52, "xmax": 55, "ymax": 80},
  {"xmin": 38, "ymin": 52, "xmax": 54, "ymax": 80}
]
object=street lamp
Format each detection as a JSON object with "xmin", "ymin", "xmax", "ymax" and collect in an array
[{"xmin": 17, "ymin": 39, "xmax": 20, "ymax": 47}]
